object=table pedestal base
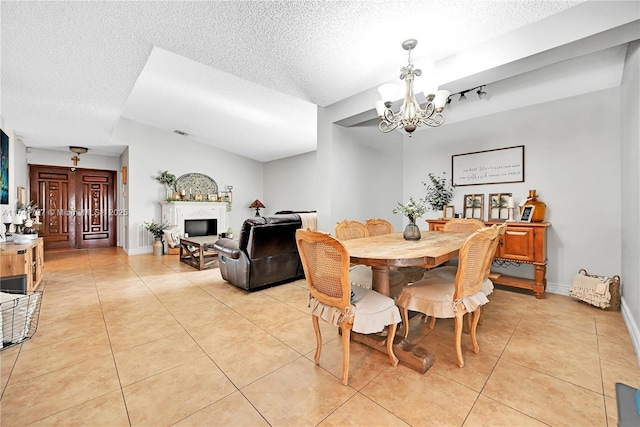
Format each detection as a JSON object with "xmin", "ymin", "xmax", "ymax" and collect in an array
[{"xmin": 351, "ymin": 332, "xmax": 435, "ymax": 374}]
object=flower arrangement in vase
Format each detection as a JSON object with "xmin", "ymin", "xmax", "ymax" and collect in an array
[{"xmin": 393, "ymin": 196, "xmax": 427, "ymax": 240}]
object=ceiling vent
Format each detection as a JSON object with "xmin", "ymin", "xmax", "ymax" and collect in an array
[{"xmin": 173, "ymin": 130, "xmax": 189, "ymax": 136}]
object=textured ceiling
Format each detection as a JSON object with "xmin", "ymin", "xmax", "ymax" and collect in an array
[{"xmin": 0, "ymin": 1, "xmax": 593, "ymax": 161}]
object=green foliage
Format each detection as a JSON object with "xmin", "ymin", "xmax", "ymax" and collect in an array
[
  {"xmin": 155, "ymin": 171, "xmax": 177, "ymax": 191},
  {"xmin": 423, "ymin": 172, "xmax": 454, "ymax": 211},
  {"xmin": 143, "ymin": 219, "xmax": 170, "ymax": 238}
]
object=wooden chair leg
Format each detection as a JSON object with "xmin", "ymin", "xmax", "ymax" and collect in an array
[
  {"xmin": 429, "ymin": 316, "xmax": 436, "ymax": 330},
  {"xmin": 454, "ymin": 312, "xmax": 465, "ymax": 368},
  {"xmin": 470, "ymin": 309, "xmax": 482, "ymax": 354},
  {"xmin": 401, "ymin": 308, "xmax": 410, "ymax": 338},
  {"xmin": 386, "ymin": 323, "xmax": 399, "ymax": 367},
  {"xmin": 312, "ymin": 315, "xmax": 322, "ymax": 365},
  {"xmin": 477, "ymin": 305, "xmax": 484, "ymax": 326},
  {"xmin": 340, "ymin": 324, "xmax": 352, "ymax": 386}
]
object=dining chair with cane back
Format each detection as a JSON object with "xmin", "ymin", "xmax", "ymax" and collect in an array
[
  {"xmin": 425, "ymin": 223, "xmax": 507, "ymax": 331},
  {"xmin": 442, "ymin": 218, "xmax": 486, "ymax": 233},
  {"xmin": 397, "ymin": 225, "xmax": 501, "ymax": 368},
  {"xmin": 422, "ymin": 217, "xmax": 488, "ymax": 329},
  {"xmin": 295, "ymin": 229, "xmax": 401, "ymax": 385},
  {"xmin": 335, "ymin": 220, "xmax": 405, "ymax": 296},
  {"xmin": 364, "ymin": 218, "xmax": 394, "ymax": 237}
]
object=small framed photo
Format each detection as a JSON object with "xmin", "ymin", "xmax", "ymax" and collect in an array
[
  {"xmin": 520, "ymin": 205, "xmax": 535, "ymax": 222},
  {"xmin": 443, "ymin": 205, "xmax": 455, "ymax": 219},
  {"xmin": 208, "ymin": 194, "xmax": 218, "ymax": 201}
]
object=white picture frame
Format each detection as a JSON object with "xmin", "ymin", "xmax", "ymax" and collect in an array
[
  {"xmin": 520, "ymin": 205, "xmax": 535, "ymax": 222},
  {"xmin": 443, "ymin": 205, "xmax": 455, "ymax": 219}
]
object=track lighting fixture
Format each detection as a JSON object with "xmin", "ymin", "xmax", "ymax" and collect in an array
[
  {"xmin": 459, "ymin": 92, "xmax": 467, "ymax": 101},
  {"xmin": 476, "ymin": 86, "xmax": 487, "ymax": 99}
]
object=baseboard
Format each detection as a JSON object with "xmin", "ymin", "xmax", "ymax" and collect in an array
[
  {"xmin": 124, "ymin": 247, "xmax": 153, "ymax": 256},
  {"xmin": 545, "ymin": 281, "xmax": 570, "ymax": 296},
  {"xmin": 621, "ymin": 297, "xmax": 640, "ymax": 366}
]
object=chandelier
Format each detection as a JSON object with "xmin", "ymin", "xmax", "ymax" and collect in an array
[{"xmin": 375, "ymin": 39, "xmax": 450, "ymax": 136}]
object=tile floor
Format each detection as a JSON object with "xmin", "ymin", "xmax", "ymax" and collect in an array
[{"xmin": 1, "ymin": 248, "xmax": 638, "ymax": 426}]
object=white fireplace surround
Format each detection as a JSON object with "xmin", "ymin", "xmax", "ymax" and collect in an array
[{"xmin": 160, "ymin": 201, "xmax": 228, "ymax": 237}]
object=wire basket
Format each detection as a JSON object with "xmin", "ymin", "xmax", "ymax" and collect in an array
[{"xmin": 1, "ymin": 291, "xmax": 43, "ymax": 351}]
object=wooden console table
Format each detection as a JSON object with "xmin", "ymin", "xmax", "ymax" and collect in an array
[
  {"xmin": 179, "ymin": 236, "xmax": 219, "ymax": 270},
  {"xmin": 427, "ymin": 220, "xmax": 550, "ymax": 298},
  {"xmin": 1, "ymin": 238, "xmax": 45, "ymax": 292}
]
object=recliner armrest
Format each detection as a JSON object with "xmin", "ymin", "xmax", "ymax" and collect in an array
[{"xmin": 213, "ymin": 238, "xmax": 241, "ymax": 259}]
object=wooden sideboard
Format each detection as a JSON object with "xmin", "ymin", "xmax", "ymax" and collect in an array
[
  {"xmin": 0, "ymin": 238, "xmax": 44, "ymax": 292},
  {"xmin": 427, "ymin": 220, "xmax": 550, "ymax": 298}
]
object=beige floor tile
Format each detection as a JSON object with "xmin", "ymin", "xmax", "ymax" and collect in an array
[
  {"xmin": 1, "ymin": 344, "xmax": 21, "ymax": 390},
  {"xmin": 483, "ymin": 358, "xmax": 606, "ymax": 426},
  {"xmin": 1, "ymin": 354, "xmax": 121, "ymax": 426},
  {"xmin": 259, "ymin": 282, "xmax": 309, "ymax": 303},
  {"xmin": 173, "ymin": 391, "xmax": 269, "ymax": 426},
  {"xmin": 605, "ymin": 394, "xmax": 618, "ymax": 427},
  {"xmin": 269, "ymin": 314, "xmax": 339, "ymax": 355},
  {"xmin": 318, "ymin": 393, "xmax": 410, "ymax": 427},
  {"xmin": 600, "ymin": 359, "xmax": 640, "ymax": 398},
  {"xmin": 9, "ymin": 330, "xmax": 112, "ymax": 384},
  {"xmin": 105, "ymin": 311, "xmax": 186, "ymax": 352},
  {"xmin": 210, "ymin": 331, "xmax": 301, "ymax": 388},
  {"xmin": 21, "ymin": 310, "xmax": 108, "ymax": 351},
  {"xmin": 361, "ymin": 366, "xmax": 478, "ymax": 426},
  {"xmin": 29, "ymin": 390, "xmax": 130, "ymax": 426},
  {"xmin": 242, "ymin": 357, "xmax": 357, "ymax": 426},
  {"xmin": 463, "ymin": 395, "xmax": 547, "ymax": 426},
  {"xmin": 423, "ymin": 335, "xmax": 499, "ymax": 392},
  {"xmin": 303, "ymin": 336, "xmax": 399, "ymax": 390},
  {"xmin": 228, "ymin": 295, "xmax": 307, "ymax": 332},
  {"xmin": 503, "ymin": 321, "xmax": 602, "ymax": 392},
  {"xmin": 598, "ymin": 333, "xmax": 639, "ymax": 368},
  {"xmin": 123, "ymin": 355, "xmax": 236, "ymax": 426},
  {"xmin": 188, "ymin": 311, "xmax": 265, "ymax": 354},
  {"xmin": 114, "ymin": 331, "xmax": 206, "ymax": 386}
]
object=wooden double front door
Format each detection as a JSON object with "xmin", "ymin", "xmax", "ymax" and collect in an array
[{"xmin": 29, "ymin": 165, "xmax": 117, "ymax": 250}]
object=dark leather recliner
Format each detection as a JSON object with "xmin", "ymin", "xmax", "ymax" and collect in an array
[{"xmin": 213, "ymin": 214, "xmax": 307, "ymax": 290}]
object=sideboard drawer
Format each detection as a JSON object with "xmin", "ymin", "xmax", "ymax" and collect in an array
[{"xmin": 499, "ymin": 226, "xmax": 535, "ymax": 261}]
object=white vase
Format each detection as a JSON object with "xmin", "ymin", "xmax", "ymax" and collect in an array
[{"xmin": 153, "ymin": 238, "xmax": 163, "ymax": 256}]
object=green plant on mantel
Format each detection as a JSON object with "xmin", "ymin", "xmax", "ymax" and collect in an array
[{"xmin": 155, "ymin": 171, "xmax": 177, "ymax": 191}]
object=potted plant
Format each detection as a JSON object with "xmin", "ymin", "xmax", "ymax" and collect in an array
[
  {"xmin": 393, "ymin": 196, "xmax": 427, "ymax": 240},
  {"xmin": 143, "ymin": 219, "xmax": 170, "ymax": 256},
  {"xmin": 155, "ymin": 171, "xmax": 177, "ymax": 199},
  {"xmin": 423, "ymin": 172, "xmax": 454, "ymax": 214}
]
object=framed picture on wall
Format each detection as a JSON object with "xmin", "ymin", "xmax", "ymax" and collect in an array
[
  {"xmin": 443, "ymin": 205, "xmax": 455, "ymax": 219},
  {"xmin": 520, "ymin": 205, "xmax": 535, "ymax": 222}
]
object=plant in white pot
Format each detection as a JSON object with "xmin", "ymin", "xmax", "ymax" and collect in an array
[{"xmin": 423, "ymin": 172, "xmax": 454, "ymax": 217}]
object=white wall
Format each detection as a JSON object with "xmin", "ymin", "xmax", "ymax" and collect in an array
[
  {"xmin": 620, "ymin": 39, "xmax": 640, "ymax": 360},
  {"xmin": 404, "ymin": 88, "xmax": 622, "ymax": 293},
  {"xmin": 108, "ymin": 118, "xmax": 264, "ymax": 254},
  {"xmin": 263, "ymin": 151, "xmax": 317, "ymax": 215}
]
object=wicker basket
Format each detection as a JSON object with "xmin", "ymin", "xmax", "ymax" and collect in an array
[{"xmin": 576, "ymin": 269, "xmax": 621, "ymax": 311}]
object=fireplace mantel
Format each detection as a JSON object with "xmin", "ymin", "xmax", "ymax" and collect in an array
[{"xmin": 160, "ymin": 201, "xmax": 229, "ymax": 237}]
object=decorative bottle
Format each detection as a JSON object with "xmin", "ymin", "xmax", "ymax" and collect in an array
[{"xmin": 521, "ymin": 190, "xmax": 546, "ymax": 222}]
